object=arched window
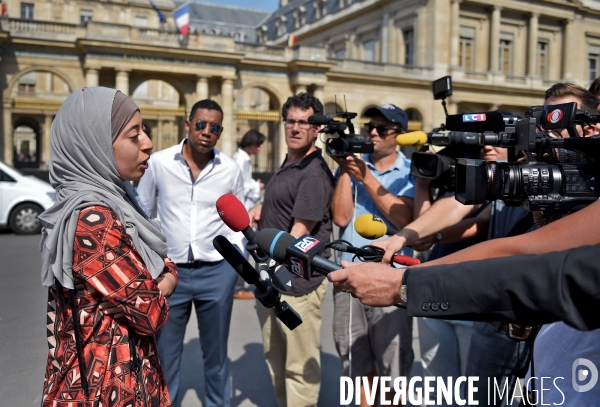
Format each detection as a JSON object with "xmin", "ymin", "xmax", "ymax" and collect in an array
[{"xmin": 405, "ymin": 108, "xmax": 423, "ymax": 131}]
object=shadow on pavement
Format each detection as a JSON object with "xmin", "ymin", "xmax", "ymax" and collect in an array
[
  {"xmin": 174, "ymin": 340, "xmax": 343, "ymax": 407},
  {"xmin": 231, "ymin": 343, "xmax": 277, "ymax": 407},
  {"xmin": 174, "ymin": 338, "xmax": 205, "ymax": 407}
]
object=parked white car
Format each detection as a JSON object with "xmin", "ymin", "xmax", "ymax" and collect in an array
[{"xmin": 0, "ymin": 161, "xmax": 56, "ymax": 234}]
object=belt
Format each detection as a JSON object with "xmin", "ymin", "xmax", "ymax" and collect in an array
[
  {"xmin": 491, "ymin": 321, "xmax": 538, "ymax": 341},
  {"xmin": 175, "ymin": 260, "xmax": 221, "ymax": 268}
]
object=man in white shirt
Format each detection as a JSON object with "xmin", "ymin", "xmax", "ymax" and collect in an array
[
  {"xmin": 232, "ymin": 129, "xmax": 265, "ymax": 299},
  {"xmin": 233, "ymin": 129, "xmax": 265, "ymax": 210},
  {"xmin": 137, "ymin": 99, "xmax": 244, "ymax": 407}
]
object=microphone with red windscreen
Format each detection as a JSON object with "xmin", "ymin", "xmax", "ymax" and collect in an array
[
  {"xmin": 392, "ymin": 254, "xmax": 421, "ymax": 267},
  {"xmin": 216, "ymin": 193, "xmax": 268, "ymax": 261}
]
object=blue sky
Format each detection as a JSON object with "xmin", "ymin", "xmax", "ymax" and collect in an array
[{"xmin": 199, "ymin": 0, "xmax": 280, "ymax": 11}]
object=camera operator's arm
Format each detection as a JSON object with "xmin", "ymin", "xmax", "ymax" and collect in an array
[
  {"xmin": 337, "ymin": 155, "xmax": 413, "ymax": 230},
  {"xmin": 373, "ymin": 195, "xmax": 480, "ymax": 263},
  {"xmin": 331, "ymin": 166, "xmax": 354, "ymax": 227},
  {"xmin": 410, "ymin": 204, "xmax": 491, "ymax": 251},
  {"xmin": 413, "ymin": 177, "xmax": 433, "ymax": 219},
  {"xmin": 424, "ymin": 198, "xmax": 600, "ymax": 267}
]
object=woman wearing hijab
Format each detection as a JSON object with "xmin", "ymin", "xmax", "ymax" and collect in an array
[{"xmin": 40, "ymin": 87, "xmax": 178, "ymax": 406}]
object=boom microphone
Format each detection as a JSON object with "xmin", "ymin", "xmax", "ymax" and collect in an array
[
  {"xmin": 396, "ymin": 131, "xmax": 482, "ymax": 147},
  {"xmin": 256, "ymin": 229, "xmax": 340, "ymax": 276},
  {"xmin": 445, "ymin": 111, "xmax": 507, "ymax": 133},
  {"xmin": 396, "ymin": 131, "xmax": 428, "ymax": 146},
  {"xmin": 354, "ymin": 213, "xmax": 399, "ymax": 239}
]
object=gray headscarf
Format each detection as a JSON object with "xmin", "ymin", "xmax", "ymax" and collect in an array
[{"xmin": 39, "ymin": 87, "xmax": 168, "ymax": 289}]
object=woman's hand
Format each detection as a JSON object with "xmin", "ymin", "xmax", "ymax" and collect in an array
[
  {"xmin": 156, "ymin": 272, "xmax": 177, "ymax": 298},
  {"xmin": 99, "ymin": 300, "xmax": 123, "ymax": 318},
  {"xmin": 371, "ymin": 234, "xmax": 408, "ymax": 264}
]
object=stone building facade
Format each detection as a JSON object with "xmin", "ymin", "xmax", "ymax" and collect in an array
[{"xmin": 1, "ymin": 0, "xmax": 599, "ymax": 174}]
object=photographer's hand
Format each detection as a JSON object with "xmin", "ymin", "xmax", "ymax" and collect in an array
[
  {"xmin": 339, "ymin": 155, "xmax": 369, "ymax": 183},
  {"xmin": 328, "ymin": 260, "xmax": 404, "ymax": 307}
]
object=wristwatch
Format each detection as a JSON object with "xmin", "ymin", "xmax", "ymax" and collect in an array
[{"xmin": 399, "ymin": 268, "xmax": 410, "ymax": 304}]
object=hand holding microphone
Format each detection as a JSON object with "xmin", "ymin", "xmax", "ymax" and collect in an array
[{"xmin": 354, "ymin": 214, "xmax": 420, "ymax": 266}]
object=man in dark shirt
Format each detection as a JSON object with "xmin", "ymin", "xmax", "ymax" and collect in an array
[{"xmin": 249, "ymin": 92, "xmax": 333, "ymax": 407}]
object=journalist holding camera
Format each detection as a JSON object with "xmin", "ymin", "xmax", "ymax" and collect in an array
[
  {"xmin": 328, "ymin": 82, "xmax": 600, "ymax": 405},
  {"xmin": 330, "ymin": 104, "xmax": 415, "ymax": 405}
]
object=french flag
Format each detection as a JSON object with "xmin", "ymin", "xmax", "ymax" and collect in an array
[{"xmin": 174, "ymin": 3, "xmax": 190, "ymax": 36}]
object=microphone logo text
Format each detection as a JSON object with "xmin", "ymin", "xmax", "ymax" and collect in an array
[
  {"xmin": 462, "ymin": 114, "xmax": 487, "ymax": 122},
  {"xmin": 294, "ymin": 236, "xmax": 320, "ymax": 253}
]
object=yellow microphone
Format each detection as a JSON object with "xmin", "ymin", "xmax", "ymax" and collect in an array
[
  {"xmin": 396, "ymin": 131, "xmax": 428, "ymax": 147},
  {"xmin": 354, "ymin": 213, "xmax": 399, "ymax": 240}
]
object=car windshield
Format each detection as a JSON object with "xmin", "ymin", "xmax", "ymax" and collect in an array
[{"xmin": 0, "ymin": 161, "xmax": 26, "ymax": 176}]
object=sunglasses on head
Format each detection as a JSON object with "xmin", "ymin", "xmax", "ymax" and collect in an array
[
  {"xmin": 364, "ymin": 122, "xmax": 401, "ymax": 136},
  {"xmin": 195, "ymin": 120, "xmax": 222, "ymax": 134}
]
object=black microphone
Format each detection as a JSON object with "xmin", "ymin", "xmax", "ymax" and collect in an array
[
  {"xmin": 307, "ymin": 114, "xmax": 332, "ymax": 125},
  {"xmin": 213, "ymin": 235, "xmax": 302, "ymax": 330},
  {"xmin": 213, "ymin": 235, "xmax": 266, "ymax": 290},
  {"xmin": 445, "ymin": 111, "xmax": 507, "ymax": 133},
  {"xmin": 256, "ymin": 229, "xmax": 341, "ymax": 277}
]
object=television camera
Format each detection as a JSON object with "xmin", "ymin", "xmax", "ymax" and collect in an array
[
  {"xmin": 447, "ymin": 102, "xmax": 600, "ymax": 214},
  {"xmin": 308, "ymin": 104, "xmax": 373, "ymax": 157},
  {"xmin": 407, "ymin": 76, "xmax": 484, "ymax": 196}
]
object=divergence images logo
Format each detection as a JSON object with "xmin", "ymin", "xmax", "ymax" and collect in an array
[
  {"xmin": 294, "ymin": 236, "xmax": 320, "ymax": 253},
  {"xmin": 572, "ymin": 358, "xmax": 598, "ymax": 393},
  {"xmin": 463, "ymin": 113, "xmax": 487, "ymax": 122},
  {"xmin": 547, "ymin": 109, "xmax": 564, "ymax": 124}
]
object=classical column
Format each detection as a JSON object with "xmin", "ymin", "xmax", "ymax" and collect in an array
[
  {"xmin": 41, "ymin": 114, "xmax": 53, "ymax": 168},
  {"xmin": 527, "ymin": 13, "xmax": 539, "ymax": 76},
  {"xmin": 196, "ymin": 76, "xmax": 209, "ymax": 101},
  {"xmin": 3, "ymin": 104, "xmax": 12, "ymax": 165},
  {"xmin": 295, "ymin": 85, "xmax": 307, "ymax": 94},
  {"xmin": 347, "ymin": 30, "xmax": 357, "ymax": 59},
  {"xmin": 220, "ymin": 78, "xmax": 234, "ymax": 156},
  {"xmin": 115, "ymin": 70, "xmax": 130, "ymax": 95},
  {"xmin": 381, "ymin": 13, "xmax": 390, "ymax": 63},
  {"xmin": 156, "ymin": 119, "xmax": 163, "ymax": 151},
  {"xmin": 562, "ymin": 19, "xmax": 576, "ymax": 80},
  {"xmin": 450, "ymin": 0, "xmax": 461, "ymax": 67},
  {"xmin": 85, "ymin": 69, "xmax": 99, "ymax": 87},
  {"xmin": 489, "ymin": 6, "xmax": 501, "ymax": 72}
]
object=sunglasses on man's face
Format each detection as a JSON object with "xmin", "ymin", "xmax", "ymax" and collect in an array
[
  {"xmin": 364, "ymin": 122, "xmax": 401, "ymax": 136},
  {"xmin": 195, "ymin": 120, "xmax": 222, "ymax": 134}
]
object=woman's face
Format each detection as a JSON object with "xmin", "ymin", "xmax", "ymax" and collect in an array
[{"xmin": 112, "ymin": 111, "xmax": 153, "ymax": 181}]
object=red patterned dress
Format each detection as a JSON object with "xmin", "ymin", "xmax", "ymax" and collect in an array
[{"xmin": 43, "ymin": 205, "xmax": 178, "ymax": 406}]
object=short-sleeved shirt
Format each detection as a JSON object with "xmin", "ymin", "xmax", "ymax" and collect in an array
[
  {"xmin": 259, "ymin": 148, "xmax": 334, "ymax": 296},
  {"xmin": 337, "ymin": 151, "xmax": 415, "ymax": 262}
]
